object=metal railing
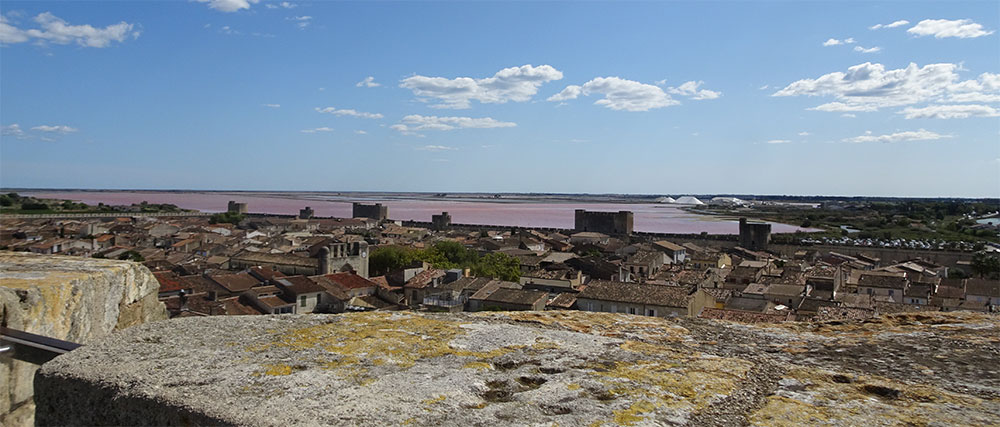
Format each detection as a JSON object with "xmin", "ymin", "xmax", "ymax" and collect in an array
[{"xmin": 0, "ymin": 326, "xmax": 82, "ymax": 365}]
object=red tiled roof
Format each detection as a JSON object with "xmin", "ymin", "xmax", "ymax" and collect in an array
[
  {"xmin": 277, "ymin": 275, "xmax": 327, "ymax": 295},
  {"xmin": 248, "ymin": 265, "xmax": 286, "ymax": 281},
  {"xmin": 209, "ymin": 272, "xmax": 262, "ymax": 293},
  {"xmin": 316, "ymin": 272, "xmax": 378, "ymax": 290},
  {"xmin": 153, "ymin": 271, "xmax": 185, "ymax": 293}
]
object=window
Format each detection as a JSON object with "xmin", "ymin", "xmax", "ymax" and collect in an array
[
  {"xmin": 646, "ymin": 309, "xmax": 656, "ymax": 317},
  {"xmin": 888, "ymin": 290, "xmax": 894, "ymax": 297},
  {"xmin": 628, "ymin": 307, "xmax": 636, "ymax": 315},
  {"xmin": 300, "ymin": 295, "xmax": 307, "ymax": 307}
]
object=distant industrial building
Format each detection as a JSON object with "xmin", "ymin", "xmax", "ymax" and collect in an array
[
  {"xmin": 739, "ymin": 218, "xmax": 771, "ymax": 251},
  {"xmin": 574, "ymin": 209, "xmax": 633, "ymax": 236},
  {"xmin": 352, "ymin": 202, "xmax": 388, "ymax": 221}
]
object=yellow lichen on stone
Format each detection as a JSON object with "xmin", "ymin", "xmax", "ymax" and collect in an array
[
  {"xmin": 750, "ymin": 367, "xmax": 993, "ymax": 426},
  {"xmin": 591, "ymin": 355, "xmax": 751, "ymax": 412},
  {"xmin": 463, "ymin": 362, "xmax": 493, "ymax": 370},
  {"xmin": 263, "ymin": 364, "xmax": 293, "ymax": 376},
  {"xmin": 567, "ymin": 383, "xmax": 581, "ymax": 390},
  {"xmin": 613, "ymin": 400, "xmax": 658, "ymax": 425},
  {"xmin": 249, "ymin": 313, "xmax": 531, "ymax": 384},
  {"xmin": 422, "ymin": 395, "xmax": 447, "ymax": 405}
]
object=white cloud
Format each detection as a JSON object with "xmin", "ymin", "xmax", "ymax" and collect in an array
[
  {"xmin": 823, "ymin": 37, "xmax": 856, "ymax": 46},
  {"xmin": 356, "ymin": 76, "xmax": 380, "ymax": 88},
  {"xmin": 871, "ymin": 20, "xmax": 910, "ymax": 30},
  {"xmin": 854, "ymin": 45, "xmax": 881, "ymax": 53},
  {"xmin": 766, "ymin": 139, "xmax": 792, "ymax": 144},
  {"xmin": 266, "ymin": 1, "xmax": 296, "ymax": 9},
  {"xmin": 302, "ymin": 127, "xmax": 333, "ymax": 133},
  {"xmin": 547, "ymin": 85, "xmax": 583, "ymax": 102},
  {"xmin": 263, "ymin": 103, "xmax": 280, "ymax": 108},
  {"xmin": 775, "ymin": 62, "xmax": 1000, "ymax": 117},
  {"xmin": 300, "ymin": 127, "xmax": 334, "ymax": 133},
  {"xmin": 287, "ymin": 15, "xmax": 311, "ymax": 29},
  {"xmin": 759, "ymin": 84, "xmax": 769, "ymax": 90},
  {"xmin": 808, "ymin": 102, "xmax": 879, "ymax": 113},
  {"xmin": 908, "ymin": 19, "xmax": 994, "ymax": 39},
  {"xmin": 31, "ymin": 125, "xmax": 77, "ymax": 133},
  {"xmin": 841, "ymin": 113, "xmax": 856, "ymax": 118},
  {"xmin": 400, "ymin": 64, "xmax": 563, "ymax": 109},
  {"xmin": 843, "ymin": 129, "xmax": 949, "ymax": 143},
  {"xmin": 315, "ymin": 107, "xmax": 383, "ymax": 119},
  {"xmin": 666, "ymin": 80, "xmax": 721, "ymax": 100},
  {"xmin": 1, "ymin": 124, "xmax": 27, "ymax": 139},
  {"xmin": 354, "ymin": 130, "xmax": 367, "ymax": 135},
  {"xmin": 417, "ymin": 145, "xmax": 457, "ymax": 151},
  {"xmin": 196, "ymin": 0, "xmax": 259, "ymax": 12},
  {"xmin": 0, "ymin": 12, "xmax": 140, "ymax": 48},
  {"xmin": 899, "ymin": 104, "xmax": 1000, "ymax": 119},
  {"xmin": 391, "ymin": 115, "xmax": 516, "ymax": 135},
  {"xmin": 798, "ymin": 131, "xmax": 811, "ymax": 136},
  {"xmin": 548, "ymin": 77, "xmax": 680, "ymax": 111}
]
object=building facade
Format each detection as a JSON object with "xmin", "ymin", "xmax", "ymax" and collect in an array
[{"xmin": 574, "ymin": 210, "xmax": 633, "ymax": 236}]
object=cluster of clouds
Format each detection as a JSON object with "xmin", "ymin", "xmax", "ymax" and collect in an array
[
  {"xmin": 548, "ymin": 77, "xmax": 719, "ymax": 111},
  {"xmin": 390, "ymin": 115, "xmax": 516, "ymax": 136},
  {"xmin": 823, "ymin": 19, "xmax": 993, "ymax": 56},
  {"xmin": 315, "ymin": 107, "xmax": 383, "ymax": 119},
  {"xmin": 0, "ymin": 12, "xmax": 139, "ymax": 48},
  {"xmin": 842, "ymin": 129, "xmax": 949, "ymax": 144},
  {"xmin": 823, "ymin": 37, "xmax": 881, "ymax": 54},
  {"xmin": 286, "ymin": 16, "xmax": 311, "ymax": 29},
  {"xmin": 2, "ymin": 123, "xmax": 78, "ymax": 141},
  {"xmin": 400, "ymin": 64, "xmax": 564, "ymax": 109},
  {"xmin": 198, "ymin": 0, "xmax": 299, "ymax": 12},
  {"xmin": 775, "ymin": 62, "xmax": 1000, "ymax": 119},
  {"xmin": 399, "ymin": 64, "xmax": 720, "ymax": 113}
]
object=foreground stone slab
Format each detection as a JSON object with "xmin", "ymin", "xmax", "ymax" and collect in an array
[
  {"xmin": 36, "ymin": 311, "xmax": 1000, "ymax": 426},
  {"xmin": 0, "ymin": 252, "xmax": 167, "ymax": 426}
]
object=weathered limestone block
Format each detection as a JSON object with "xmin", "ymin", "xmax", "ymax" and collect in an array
[
  {"xmin": 0, "ymin": 252, "xmax": 168, "ymax": 427},
  {"xmin": 35, "ymin": 311, "xmax": 1000, "ymax": 426}
]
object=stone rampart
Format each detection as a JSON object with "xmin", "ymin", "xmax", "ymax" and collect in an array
[
  {"xmin": 35, "ymin": 311, "xmax": 1000, "ymax": 426},
  {"xmin": 0, "ymin": 252, "xmax": 167, "ymax": 426}
]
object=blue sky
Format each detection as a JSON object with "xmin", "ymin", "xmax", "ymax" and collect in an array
[{"xmin": 1, "ymin": 1, "xmax": 998, "ymax": 197}]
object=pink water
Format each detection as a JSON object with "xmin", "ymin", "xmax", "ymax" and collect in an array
[{"xmin": 24, "ymin": 191, "xmax": 813, "ymax": 235}]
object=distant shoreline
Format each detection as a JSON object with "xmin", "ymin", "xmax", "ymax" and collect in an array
[{"xmin": 4, "ymin": 188, "xmax": 995, "ymax": 203}]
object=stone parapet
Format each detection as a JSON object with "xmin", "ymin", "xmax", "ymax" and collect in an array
[
  {"xmin": 0, "ymin": 252, "xmax": 167, "ymax": 426},
  {"xmin": 34, "ymin": 311, "xmax": 1000, "ymax": 426}
]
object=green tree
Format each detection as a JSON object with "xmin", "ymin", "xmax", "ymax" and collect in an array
[
  {"xmin": 471, "ymin": 252, "xmax": 520, "ymax": 281},
  {"xmin": 971, "ymin": 251, "xmax": 1000, "ymax": 279},
  {"xmin": 369, "ymin": 246, "xmax": 417, "ymax": 276},
  {"xmin": 209, "ymin": 211, "xmax": 244, "ymax": 225},
  {"xmin": 432, "ymin": 240, "xmax": 478, "ymax": 266},
  {"xmin": 118, "ymin": 250, "xmax": 145, "ymax": 262}
]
